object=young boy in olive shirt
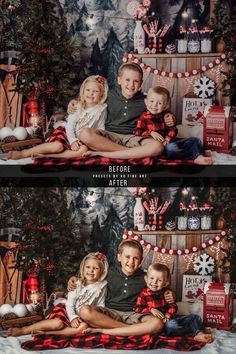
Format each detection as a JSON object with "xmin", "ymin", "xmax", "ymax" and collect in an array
[{"xmin": 68, "ymin": 239, "xmax": 174, "ymax": 335}]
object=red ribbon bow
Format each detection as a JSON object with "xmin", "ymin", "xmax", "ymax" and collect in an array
[
  {"xmin": 96, "ymin": 76, "xmax": 105, "ymax": 84},
  {"xmin": 97, "ymin": 252, "xmax": 105, "ymax": 261}
]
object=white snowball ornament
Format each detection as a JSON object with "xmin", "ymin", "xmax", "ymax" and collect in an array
[
  {"xmin": 26, "ymin": 127, "xmax": 34, "ymax": 136},
  {"xmin": 0, "ymin": 127, "xmax": 13, "ymax": 140},
  {"xmin": 13, "ymin": 126, "xmax": 28, "ymax": 141},
  {"xmin": 0, "ymin": 303, "xmax": 14, "ymax": 317},
  {"xmin": 26, "ymin": 304, "xmax": 34, "ymax": 314},
  {"xmin": 13, "ymin": 303, "xmax": 28, "ymax": 317}
]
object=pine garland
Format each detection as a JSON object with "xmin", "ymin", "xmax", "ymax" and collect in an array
[{"xmin": 211, "ymin": 0, "xmax": 236, "ymax": 98}]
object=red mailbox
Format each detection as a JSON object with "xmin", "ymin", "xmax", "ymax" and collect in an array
[
  {"xmin": 203, "ymin": 282, "xmax": 234, "ymax": 330},
  {"xmin": 203, "ymin": 106, "xmax": 233, "ymax": 153}
]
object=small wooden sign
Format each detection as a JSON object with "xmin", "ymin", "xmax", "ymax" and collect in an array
[
  {"xmin": 182, "ymin": 275, "xmax": 212, "ymax": 302},
  {"xmin": 182, "ymin": 98, "xmax": 212, "ymax": 126}
]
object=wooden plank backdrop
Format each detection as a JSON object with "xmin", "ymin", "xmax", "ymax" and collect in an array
[
  {"xmin": 133, "ymin": 230, "xmax": 227, "ymax": 301},
  {"xmin": 136, "ymin": 54, "xmax": 230, "ymax": 124}
]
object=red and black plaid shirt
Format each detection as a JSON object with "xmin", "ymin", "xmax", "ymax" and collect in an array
[
  {"xmin": 135, "ymin": 287, "xmax": 178, "ymax": 319},
  {"xmin": 135, "ymin": 110, "xmax": 177, "ymax": 141}
]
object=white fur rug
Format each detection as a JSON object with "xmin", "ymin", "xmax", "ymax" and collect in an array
[{"xmin": 1, "ymin": 151, "xmax": 236, "ymax": 165}]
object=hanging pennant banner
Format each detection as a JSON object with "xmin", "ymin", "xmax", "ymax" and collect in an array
[{"xmin": 123, "ymin": 53, "xmax": 227, "ymax": 78}]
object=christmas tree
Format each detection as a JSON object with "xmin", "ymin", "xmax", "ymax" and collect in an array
[
  {"xmin": 13, "ymin": 0, "xmax": 81, "ymax": 111},
  {"xmin": 211, "ymin": 186, "xmax": 236, "ymax": 280},
  {"xmin": 0, "ymin": 188, "xmax": 86, "ymax": 292},
  {"xmin": 211, "ymin": 0, "xmax": 236, "ymax": 99},
  {"xmin": 101, "ymin": 27, "xmax": 124, "ymax": 87},
  {"xmin": 90, "ymin": 38, "xmax": 103, "ymax": 75},
  {"xmin": 0, "ymin": 0, "xmax": 22, "ymax": 51}
]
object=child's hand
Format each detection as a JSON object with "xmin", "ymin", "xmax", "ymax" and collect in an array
[
  {"xmin": 163, "ymin": 137, "xmax": 171, "ymax": 146},
  {"xmin": 67, "ymin": 276, "xmax": 78, "ymax": 292},
  {"xmin": 164, "ymin": 289, "xmax": 176, "ymax": 304},
  {"xmin": 150, "ymin": 131, "xmax": 165, "ymax": 142},
  {"xmin": 70, "ymin": 141, "xmax": 81, "ymax": 151},
  {"xmin": 67, "ymin": 99, "xmax": 78, "ymax": 115},
  {"xmin": 71, "ymin": 318, "xmax": 81, "ymax": 328},
  {"xmin": 150, "ymin": 308, "xmax": 165, "ymax": 319},
  {"xmin": 164, "ymin": 113, "xmax": 176, "ymax": 127}
]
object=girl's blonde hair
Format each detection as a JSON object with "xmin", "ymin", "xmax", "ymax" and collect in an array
[
  {"xmin": 79, "ymin": 252, "xmax": 109, "ymax": 285},
  {"xmin": 79, "ymin": 75, "xmax": 108, "ymax": 108}
]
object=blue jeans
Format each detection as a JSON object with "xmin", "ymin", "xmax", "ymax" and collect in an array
[
  {"xmin": 164, "ymin": 138, "xmax": 205, "ymax": 160},
  {"xmin": 165, "ymin": 314, "xmax": 204, "ymax": 337}
]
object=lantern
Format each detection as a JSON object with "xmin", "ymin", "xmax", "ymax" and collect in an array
[{"xmin": 22, "ymin": 272, "xmax": 41, "ymax": 305}]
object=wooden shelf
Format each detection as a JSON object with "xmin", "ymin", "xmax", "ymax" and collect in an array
[
  {"xmin": 0, "ymin": 138, "xmax": 42, "ymax": 152},
  {"xmin": 0, "ymin": 314, "xmax": 42, "ymax": 329},
  {"xmin": 134, "ymin": 53, "xmax": 220, "ymax": 59},
  {"xmin": 133, "ymin": 230, "xmax": 222, "ymax": 236}
]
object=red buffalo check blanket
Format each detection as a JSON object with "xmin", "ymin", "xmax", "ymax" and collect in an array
[
  {"xmin": 21, "ymin": 332, "xmax": 206, "ymax": 351},
  {"xmin": 25, "ymin": 156, "xmax": 200, "ymax": 174}
]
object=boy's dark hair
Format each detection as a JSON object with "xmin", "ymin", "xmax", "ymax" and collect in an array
[
  {"xmin": 148, "ymin": 263, "xmax": 170, "ymax": 279},
  {"xmin": 118, "ymin": 62, "xmax": 143, "ymax": 79},
  {"xmin": 118, "ymin": 239, "xmax": 143, "ymax": 257},
  {"xmin": 149, "ymin": 86, "xmax": 170, "ymax": 102}
]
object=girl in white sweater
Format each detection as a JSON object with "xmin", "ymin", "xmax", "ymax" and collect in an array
[
  {"xmin": 8, "ymin": 252, "xmax": 108, "ymax": 337},
  {"xmin": 7, "ymin": 75, "xmax": 108, "ymax": 160}
]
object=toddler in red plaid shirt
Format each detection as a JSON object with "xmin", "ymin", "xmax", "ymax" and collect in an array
[
  {"xmin": 135, "ymin": 86, "xmax": 177, "ymax": 146},
  {"xmin": 135, "ymin": 263, "xmax": 212, "ymax": 343}
]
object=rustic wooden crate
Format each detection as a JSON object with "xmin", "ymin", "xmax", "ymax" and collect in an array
[
  {"xmin": 0, "ymin": 314, "xmax": 42, "ymax": 329},
  {"xmin": 0, "ymin": 138, "xmax": 42, "ymax": 152}
]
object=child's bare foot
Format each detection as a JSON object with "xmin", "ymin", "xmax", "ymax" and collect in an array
[
  {"xmin": 32, "ymin": 153, "xmax": 45, "ymax": 158},
  {"xmin": 78, "ymin": 145, "xmax": 88, "ymax": 156},
  {"xmin": 205, "ymin": 327, "xmax": 212, "ymax": 334},
  {"xmin": 79, "ymin": 321, "xmax": 88, "ymax": 332},
  {"xmin": 7, "ymin": 327, "xmax": 25, "ymax": 337},
  {"xmin": 83, "ymin": 150, "xmax": 101, "ymax": 158},
  {"xmin": 82, "ymin": 327, "xmax": 103, "ymax": 334},
  {"xmin": 31, "ymin": 330, "xmax": 45, "ymax": 336},
  {"xmin": 7, "ymin": 150, "xmax": 27, "ymax": 160},
  {"xmin": 205, "ymin": 150, "xmax": 212, "ymax": 157},
  {"xmin": 194, "ymin": 155, "xmax": 213, "ymax": 165},
  {"xmin": 194, "ymin": 331, "xmax": 213, "ymax": 343}
]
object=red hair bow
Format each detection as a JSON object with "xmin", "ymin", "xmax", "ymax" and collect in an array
[
  {"xmin": 96, "ymin": 76, "xmax": 105, "ymax": 84},
  {"xmin": 97, "ymin": 252, "xmax": 105, "ymax": 260}
]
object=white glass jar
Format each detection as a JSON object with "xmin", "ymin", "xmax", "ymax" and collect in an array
[
  {"xmin": 176, "ymin": 216, "xmax": 188, "ymax": 230},
  {"xmin": 133, "ymin": 20, "xmax": 145, "ymax": 54},
  {"xmin": 176, "ymin": 39, "xmax": 188, "ymax": 53},
  {"xmin": 201, "ymin": 215, "xmax": 212, "ymax": 230},
  {"xmin": 134, "ymin": 197, "xmax": 145, "ymax": 231},
  {"xmin": 188, "ymin": 216, "xmax": 200, "ymax": 230},
  {"xmin": 201, "ymin": 39, "xmax": 212, "ymax": 53}
]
